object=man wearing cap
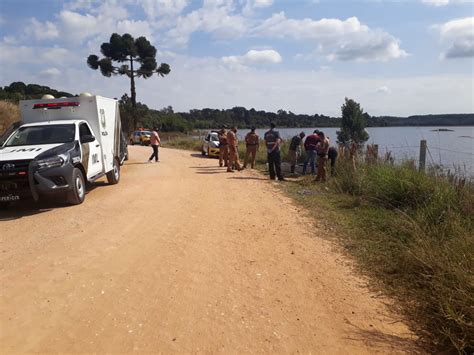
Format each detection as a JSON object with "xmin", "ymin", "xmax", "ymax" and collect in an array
[
  {"xmin": 287, "ymin": 131, "xmax": 305, "ymax": 174},
  {"xmin": 218, "ymin": 127, "xmax": 229, "ymax": 167},
  {"xmin": 243, "ymin": 127, "xmax": 259, "ymax": 169},
  {"xmin": 302, "ymin": 129, "xmax": 320, "ymax": 175},
  {"xmin": 264, "ymin": 123, "xmax": 285, "ymax": 181},
  {"xmin": 227, "ymin": 126, "xmax": 242, "ymax": 172}
]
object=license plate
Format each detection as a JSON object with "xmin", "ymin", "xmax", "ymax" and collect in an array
[{"xmin": 0, "ymin": 194, "xmax": 20, "ymax": 202}]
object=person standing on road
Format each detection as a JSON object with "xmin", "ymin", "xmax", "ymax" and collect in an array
[
  {"xmin": 243, "ymin": 127, "xmax": 259, "ymax": 169},
  {"xmin": 264, "ymin": 123, "xmax": 285, "ymax": 181},
  {"xmin": 148, "ymin": 127, "xmax": 161, "ymax": 163},
  {"xmin": 227, "ymin": 126, "xmax": 242, "ymax": 172},
  {"xmin": 287, "ymin": 132, "xmax": 305, "ymax": 174},
  {"xmin": 218, "ymin": 127, "xmax": 229, "ymax": 167},
  {"xmin": 315, "ymin": 131, "xmax": 330, "ymax": 182},
  {"xmin": 302, "ymin": 130, "xmax": 320, "ymax": 175}
]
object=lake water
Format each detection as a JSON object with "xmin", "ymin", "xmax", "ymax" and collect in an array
[{"xmin": 239, "ymin": 126, "xmax": 474, "ymax": 176}]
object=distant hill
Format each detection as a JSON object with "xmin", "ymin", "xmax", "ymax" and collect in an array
[{"xmin": 1, "ymin": 82, "xmax": 472, "ymax": 129}]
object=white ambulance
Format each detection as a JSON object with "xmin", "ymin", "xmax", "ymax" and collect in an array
[{"xmin": 0, "ymin": 93, "xmax": 128, "ymax": 208}]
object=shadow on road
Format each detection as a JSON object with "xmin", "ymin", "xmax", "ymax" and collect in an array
[
  {"xmin": 345, "ymin": 321, "xmax": 421, "ymax": 354},
  {"xmin": 125, "ymin": 162, "xmax": 153, "ymax": 165},
  {"xmin": 0, "ymin": 181, "xmax": 108, "ymax": 221},
  {"xmin": 227, "ymin": 176, "xmax": 269, "ymax": 181}
]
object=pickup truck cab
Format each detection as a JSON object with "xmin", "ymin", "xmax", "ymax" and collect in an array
[{"xmin": 0, "ymin": 94, "xmax": 127, "ymax": 208}]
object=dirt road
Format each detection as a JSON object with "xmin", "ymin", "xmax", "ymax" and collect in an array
[{"xmin": 0, "ymin": 146, "xmax": 416, "ymax": 353}]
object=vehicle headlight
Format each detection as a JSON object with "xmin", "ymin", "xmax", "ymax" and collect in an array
[{"xmin": 36, "ymin": 155, "xmax": 67, "ymax": 170}]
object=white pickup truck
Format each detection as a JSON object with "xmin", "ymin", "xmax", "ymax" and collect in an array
[{"xmin": 0, "ymin": 94, "xmax": 128, "ymax": 208}]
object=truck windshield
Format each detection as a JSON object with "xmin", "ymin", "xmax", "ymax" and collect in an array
[{"xmin": 4, "ymin": 124, "xmax": 76, "ymax": 147}]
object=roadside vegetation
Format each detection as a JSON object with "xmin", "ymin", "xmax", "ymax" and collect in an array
[
  {"xmin": 0, "ymin": 101, "xmax": 20, "ymax": 135},
  {"xmin": 283, "ymin": 159, "xmax": 473, "ymax": 353}
]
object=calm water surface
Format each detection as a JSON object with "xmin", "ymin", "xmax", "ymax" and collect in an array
[{"xmin": 239, "ymin": 126, "xmax": 474, "ymax": 176}]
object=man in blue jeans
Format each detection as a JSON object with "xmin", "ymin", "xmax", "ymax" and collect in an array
[
  {"xmin": 302, "ymin": 130, "xmax": 320, "ymax": 175},
  {"xmin": 264, "ymin": 123, "xmax": 285, "ymax": 181}
]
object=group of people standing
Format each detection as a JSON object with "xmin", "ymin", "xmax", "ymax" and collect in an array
[{"xmin": 216, "ymin": 124, "xmax": 335, "ymax": 182}]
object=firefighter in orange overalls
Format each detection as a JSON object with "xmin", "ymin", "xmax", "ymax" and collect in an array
[
  {"xmin": 243, "ymin": 127, "xmax": 259, "ymax": 169},
  {"xmin": 315, "ymin": 131, "xmax": 330, "ymax": 182},
  {"xmin": 218, "ymin": 127, "xmax": 229, "ymax": 167},
  {"xmin": 227, "ymin": 126, "xmax": 242, "ymax": 172}
]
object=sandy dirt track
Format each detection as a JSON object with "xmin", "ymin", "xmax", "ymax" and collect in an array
[{"xmin": 0, "ymin": 146, "xmax": 417, "ymax": 353}]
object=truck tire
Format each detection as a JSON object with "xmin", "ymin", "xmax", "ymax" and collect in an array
[
  {"xmin": 201, "ymin": 146, "xmax": 206, "ymax": 156},
  {"xmin": 67, "ymin": 168, "xmax": 86, "ymax": 205},
  {"xmin": 106, "ymin": 159, "xmax": 120, "ymax": 185}
]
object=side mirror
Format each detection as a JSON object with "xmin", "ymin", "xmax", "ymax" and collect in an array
[{"xmin": 81, "ymin": 135, "xmax": 96, "ymax": 143}]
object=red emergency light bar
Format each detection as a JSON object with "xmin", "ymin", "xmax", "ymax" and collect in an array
[{"xmin": 33, "ymin": 102, "xmax": 80, "ymax": 109}]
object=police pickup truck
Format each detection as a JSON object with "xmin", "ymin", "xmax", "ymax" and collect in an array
[{"xmin": 0, "ymin": 94, "xmax": 128, "ymax": 208}]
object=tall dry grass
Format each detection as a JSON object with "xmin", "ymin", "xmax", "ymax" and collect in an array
[{"xmin": 0, "ymin": 101, "xmax": 20, "ymax": 135}]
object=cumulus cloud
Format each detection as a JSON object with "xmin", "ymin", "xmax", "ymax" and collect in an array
[
  {"xmin": 140, "ymin": 0, "xmax": 190, "ymax": 18},
  {"xmin": 25, "ymin": 18, "xmax": 59, "ymax": 41},
  {"xmin": 439, "ymin": 17, "xmax": 474, "ymax": 59},
  {"xmin": 255, "ymin": 13, "xmax": 408, "ymax": 61},
  {"xmin": 166, "ymin": 1, "xmax": 249, "ymax": 46},
  {"xmin": 242, "ymin": 0, "xmax": 274, "ymax": 15},
  {"xmin": 222, "ymin": 49, "xmax": 282, "ymax": 66}
]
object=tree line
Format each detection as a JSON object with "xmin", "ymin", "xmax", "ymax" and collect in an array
[{"xmin": 1, "ymin": 81, "xmax": 473, "ymax": 134}]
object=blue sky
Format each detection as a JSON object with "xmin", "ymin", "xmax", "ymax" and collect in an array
[{"xmin": 0, "ymin": 0, "xmax": 472, "ymax": 116}]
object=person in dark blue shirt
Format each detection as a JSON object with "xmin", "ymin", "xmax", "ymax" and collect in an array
[{"xmin": 264, "ymin": 123, "xmax": 285, "ymax": 181}]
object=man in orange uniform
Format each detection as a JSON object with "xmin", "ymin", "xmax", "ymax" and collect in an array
[
  {"xmin": 218, "ymin": 127, "xmax": 229, "ymax": 167},
  {"xmin": 243, "ymin": 127, "xmax": 259, "ymax": 169},
  {"xmin": 227, "ymin": 126, "xmax": 242, "ymax": 172},
  {"xmin": 315, "ymin": 131, "xmax": 330, "ymax": 182}
]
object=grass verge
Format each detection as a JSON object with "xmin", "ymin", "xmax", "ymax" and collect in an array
[{"xmin": 281, "ymin": 159, "xmax": 473, "ymax": 353}]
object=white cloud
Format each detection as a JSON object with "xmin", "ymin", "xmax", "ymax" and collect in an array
[
  {"xmin": 166, "ymin": 2, "xmax": 249, "ymax": 46},
  {"xmin": 242, "ymin": 0, "xmax": 274, "ymax": 15},
  {"xmin": 376, "ymin": 86, "xmax": 390, "ymax": 94},
  {"xmin": 25, "ymin": 18, "xmax": 59, "ymax": 41},
  {"xmin": 422, "ymin": 0, "xmax": 450, "ymax": 6},
  {"xmin": 39, "ymin": 68, "xmax": 61, "ymax": 78},
  {"xmin": 222, "ymin": 49, "xmax": 282, "ymax": 66},
  {"xmin": 140, "ymin": 0, "xmax": 190, "ymax": 18},
  {"xmin": 438, "ymin": 17, "xmax": 474, "ymax": 59},
  {"xmin": 255, "ymin": 13, "xmax": 408, "ymax": 61}
]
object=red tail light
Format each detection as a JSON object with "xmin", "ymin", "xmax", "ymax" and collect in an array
[{"xmin": 33, "ymin": 102, "xmax": 80, "ymax": 109}]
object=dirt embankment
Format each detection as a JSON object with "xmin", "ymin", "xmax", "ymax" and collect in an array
[{"xmin": 0, "ymin": 146, "xmax": 417, "ymax": 353}]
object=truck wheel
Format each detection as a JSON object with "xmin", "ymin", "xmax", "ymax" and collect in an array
[
  {"xmin": 106, "ymin": 159, "xmax": 120, "ymax": 185},
  {"xmin": 67, "ymin": 168, "xmax": 86, "ymax": 205},
  {"xmin": 130, "ymin": 140, "xmax": 135, "ymax": 145},
  {"xmin": 201, "ymin": 146, "xmax": 206, "ymax": 156}
]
